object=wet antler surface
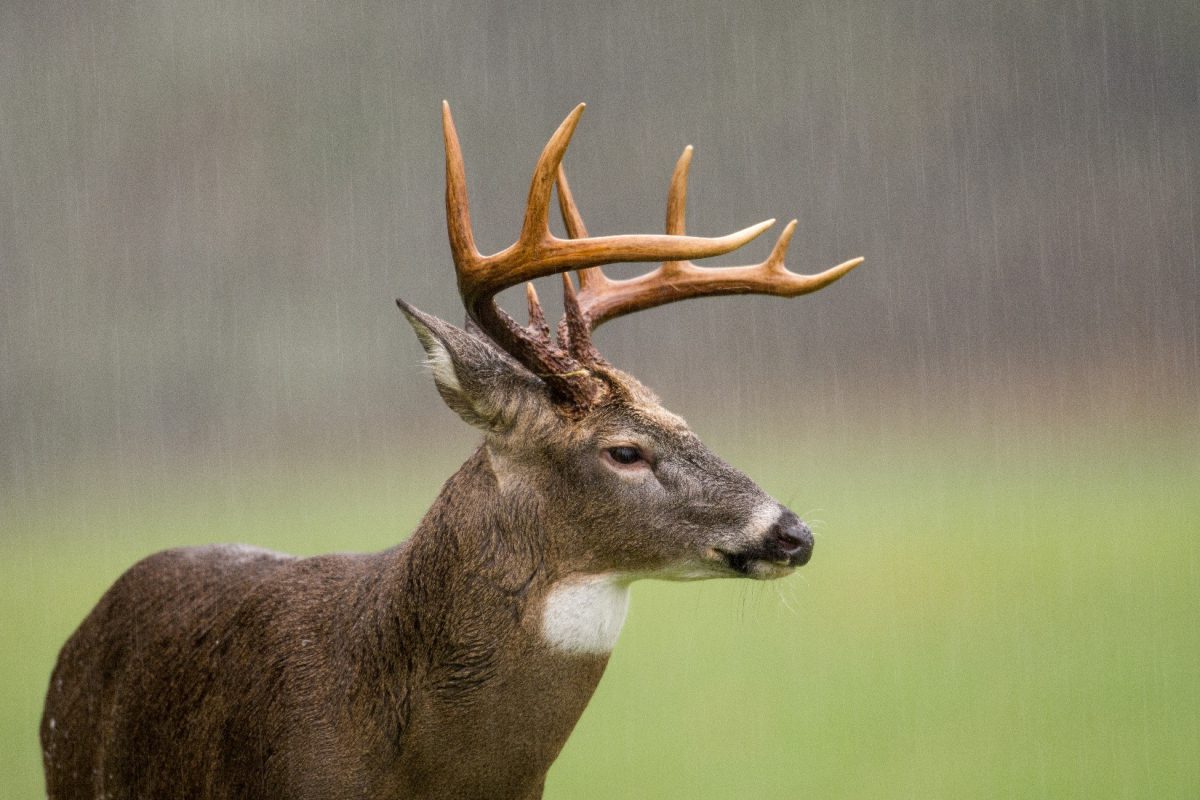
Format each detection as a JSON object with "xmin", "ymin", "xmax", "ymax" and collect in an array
[{"xmin": 442, "ymin": 101, "xmax": 864, "ymax": 409}]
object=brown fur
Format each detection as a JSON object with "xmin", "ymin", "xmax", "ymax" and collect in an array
[{"xmin": 41, "ymin": 304, "xmax": 812, "ymax": 799}]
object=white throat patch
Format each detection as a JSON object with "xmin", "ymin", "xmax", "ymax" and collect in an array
[{"xmin": 540, "ymin": 574, "xmax": 631, "ymax": 655}]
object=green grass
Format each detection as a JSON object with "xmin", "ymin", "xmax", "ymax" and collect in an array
[{"xmin": 3, "ymin": 418, "xmax": 1198, "ymax": 798}]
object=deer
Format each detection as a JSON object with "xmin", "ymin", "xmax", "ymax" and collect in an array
[{"xmin": 40, "ymin": 102, "xmax": 862, "ymax": 800}]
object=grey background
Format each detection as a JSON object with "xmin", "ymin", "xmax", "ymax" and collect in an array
[{"xmin": 3, "ymin": 0, "xmax": 1197, "ymax": 505}]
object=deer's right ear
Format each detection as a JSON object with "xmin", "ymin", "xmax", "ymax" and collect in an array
[{"xmin": 396, "ymin": 299, "xmax": 541, "ymax": 430}]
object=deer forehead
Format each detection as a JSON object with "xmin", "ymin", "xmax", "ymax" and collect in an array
[
  {"xmin": 628, "ymin": 403, "xmax": 689, "ymax": 436},
  {"xmin": 585, "ymin": 393, "xmax": 691, "ymax": 442},
  {"xmin": 515, "ymin": 395, "xmax": 690, "ymax": 449}
]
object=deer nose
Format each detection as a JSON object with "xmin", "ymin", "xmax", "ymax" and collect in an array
[{"xmin": 770, "ymin": 510, "xmax": 814, "ymax": 566}]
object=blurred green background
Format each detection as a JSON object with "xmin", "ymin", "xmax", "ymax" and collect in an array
[{"xmin": 2, "ymin": 0, "xmax": 1197, "ymax": 797}]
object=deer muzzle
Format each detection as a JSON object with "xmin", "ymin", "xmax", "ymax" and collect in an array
[{"xmin": 717, "ymin": 508, "xmax": 814, "ymax": 578}]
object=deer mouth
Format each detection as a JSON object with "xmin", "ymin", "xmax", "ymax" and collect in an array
[
  {"xmin": 711, "ymin": 509, "xmax": 814, "ymax": 578},
  {"xmin": 713, "ymin": 549, "xmax": 802, "ymax": 580}
]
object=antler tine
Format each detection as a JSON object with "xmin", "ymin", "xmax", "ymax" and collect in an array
[
  {"xmin": 560, "ymin": 273, "xmax": 603, "ymax": 364},
  {"xmin": 665, "ymin": 145, "xmax": 692, "ymax": 237},
  {"xmin": 660, "ymin": 145, "xmax": 693, "ymax": 282},
  {"xmin": 554, "ymin": 165, "xmax": 607, "ymax": 295},
  {"xmin": 554, "ymin": 165, "xmax": 588, "ymax": 239},
  {"xmin": 442, "ymin": 100, "xmax": 478, "ymax": 277},
  {"xmin": 524, "ymin": 283, "xmax": 550, "ymax": 339},
  {"xmin": 519, "ymin": 105, "xmax": 587, "ymax": 251}
]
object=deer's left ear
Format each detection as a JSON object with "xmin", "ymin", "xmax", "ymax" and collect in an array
[{"xmin": 396, "ymin": 299, "xmax": 543, "ymax": 431}]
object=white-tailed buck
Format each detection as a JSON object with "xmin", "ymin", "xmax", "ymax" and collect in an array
[{"xmin": 42, "ymin": 103, "xmax": 862, "ymax": 799}]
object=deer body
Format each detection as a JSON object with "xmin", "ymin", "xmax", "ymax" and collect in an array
[{"xmin": 42, "ymin": 103, "xmax": 860, "ymax": 799}]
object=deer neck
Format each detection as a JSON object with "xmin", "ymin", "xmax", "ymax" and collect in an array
[{"xmin": 384, "ymin": 445, "xmax": 622, "ymax": 796}]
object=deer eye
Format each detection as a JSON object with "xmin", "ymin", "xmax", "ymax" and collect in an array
[{"xmin": 604, "ymin": 446, "xmax": 645, "ymax": 467}]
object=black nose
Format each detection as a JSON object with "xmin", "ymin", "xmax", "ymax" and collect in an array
[{"xmin": 770, "ymin": 510, "xmax": 814, "ymax": 566}]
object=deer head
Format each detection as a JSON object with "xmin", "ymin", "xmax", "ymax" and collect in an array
[{"xmin": 397, "ymin": 103, "xmax": 862, "ymax": 601}]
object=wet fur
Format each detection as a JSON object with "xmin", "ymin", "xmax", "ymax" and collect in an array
[{"xmin": 43, "ymin": 448, "xmax": 609, "ymax": 799}]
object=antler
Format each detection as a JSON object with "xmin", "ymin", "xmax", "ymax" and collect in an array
[
  {"xmin": 557, "ymin": 146, "xmax": 865, "ymax": 330},
  {"xmin": 441, "ymin": 101, "xmax": 863, "ymax": 409},
  {"xmin": 443, "ymin": 101, "xmax": 775, "ymax": 406}
]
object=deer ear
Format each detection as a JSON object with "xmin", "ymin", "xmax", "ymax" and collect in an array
[{"xmin": 396, "ymin": 299, "xmax": 541, "ymax": 430}]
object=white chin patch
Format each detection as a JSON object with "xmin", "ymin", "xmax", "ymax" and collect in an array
[
  {"xmin": 540, "ymin": 574, "xmax": 631, "ymax": 655},
  {"xmin": 746, "ymin": 561, "xmax": 796, "ymax": 580}
]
